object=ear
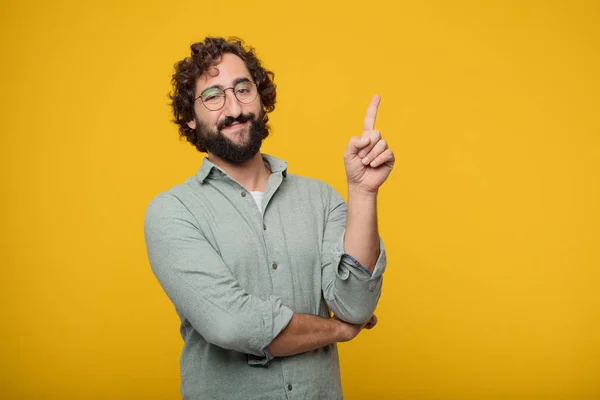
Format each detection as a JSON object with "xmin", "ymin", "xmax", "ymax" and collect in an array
[{"xmin": 187, "ymin": 120, "xmax": 196, "ymax": 130}]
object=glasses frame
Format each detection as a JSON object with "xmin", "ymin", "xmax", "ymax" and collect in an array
[{"xmin": 194, "ymin": 81, "xmax": 259, "ymax": 111}]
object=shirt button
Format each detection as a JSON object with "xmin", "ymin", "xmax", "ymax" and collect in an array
[
  {"xmin": 263, "ymin": 224, "xmax": 267, "ymax": 231},
  {"xmin": 272, "ymin": 263, "xmax": 278, "ymax": 270},
  {"xmin": 241, "ymin": 191, "xmax": 246, "ymax": 197},
  {"xmin": 287, "ymin": 384, "xmax": 293, "ymax": 391}
]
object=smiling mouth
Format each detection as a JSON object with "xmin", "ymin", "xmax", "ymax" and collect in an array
[{"xmin": 222, "ymin": 121, "xmax": 249, "ymax": 131}]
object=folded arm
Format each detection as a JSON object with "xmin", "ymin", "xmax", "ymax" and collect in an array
[
  {"xmin": 268, "ymin": 313, "xmax": 377, "ymax": 357},
  {"xmin": 145, "ymin": 193, "xmax": 374, "ymax": 362}
]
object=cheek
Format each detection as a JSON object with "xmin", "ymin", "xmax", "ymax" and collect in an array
[
  {"xmin": 246, "ymin": 101, "xmax": 262, "ymax": 117},
  {"xmin": 197, "ymin": 109, "xmax": 221, "ymax": 128},
  {"xmin": 211, "ymin": 114, "xmax": 222, "ymax": 128}
]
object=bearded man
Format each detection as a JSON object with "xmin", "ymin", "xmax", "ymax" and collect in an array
[{"xmin": 144, "ymin": 36, "xmax": 394, "ymax": 399}]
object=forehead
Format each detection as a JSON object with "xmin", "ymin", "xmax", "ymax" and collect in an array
[{"xmin": 196, "ymin": 53, "xmax": 252, "ymax": 93}]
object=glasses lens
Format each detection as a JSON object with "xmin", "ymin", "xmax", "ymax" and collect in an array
[
  {"xmin": 201, "ymin": 88, "xmax": 225, "ymax": 110},
  {"xmin": 234, "ymin": 81, "xmax": 258, "ymax": 104}
]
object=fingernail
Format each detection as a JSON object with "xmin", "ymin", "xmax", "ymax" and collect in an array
[
  {"xmin": 358, "ymin": 150, "xmax": 366, "ymax": 158},
  {"xmin": 362, "ymin": 157, "xmax": 370, "ymax": 164},
  {"xmin": 370, "ymin": 160, "xmax": 377, "ymax": 167},
  {"xmin": 361, "ymin": 137, "xmax": 369, "ymax": 143}
]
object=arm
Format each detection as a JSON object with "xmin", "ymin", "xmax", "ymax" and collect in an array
[
  {"xmin": 320, "ymin": 188, "xmax": 386, "ymax": 324},
  {"xmin": 268, "ymin": 313, "xmax": 377, "ymax": 357},
  {"xmin": 343, "ymin": 94, "xmax": 395, "ymax": 271},
  {"xmin": 145, "ymin": 193, "xmax": 375, "ymax": 360},
  {"xmin": 320, "ymin": 95, "xmax": 394, "ymax": 324},
  {"xmin": 144, "ymin": 193, "xmax": 294, "ymax": 357},
  {"xmin": 345, "ymin": 189, "xmax": 379, "ymax": 271}
]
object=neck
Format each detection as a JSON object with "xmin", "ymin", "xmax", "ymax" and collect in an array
[{"xmin": 207, "ymin": 152, "xmax": 270, "ymax": 192}]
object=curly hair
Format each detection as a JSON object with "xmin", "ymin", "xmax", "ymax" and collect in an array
[{"xmin": 169, "ymin": 37, "xmax": 276, "ymax": 152}]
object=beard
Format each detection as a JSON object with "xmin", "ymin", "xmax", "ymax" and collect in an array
[{"xmin": 193, "ymin": 111, "xmax": 269, "ymax": 164}]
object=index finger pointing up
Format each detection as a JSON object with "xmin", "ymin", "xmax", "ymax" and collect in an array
[{"xmin": 363, "ymin": 94, "xmax": 381, "ymax": 132}]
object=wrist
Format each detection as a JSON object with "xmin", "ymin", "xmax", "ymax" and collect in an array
[
  {"xmin": 331, "ymin": 318, "xmax": 344, "ymax": 342},
  {"xmin": 332, "ymin": 318, "xmax": 353, "ymax": 342},
  {"xmin": 347, "ymin": 185, "xmax": 378, "ymax": 201}
]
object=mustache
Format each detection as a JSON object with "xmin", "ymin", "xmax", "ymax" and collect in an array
[{"xmin": 217, "ymin": 113, "xmax": 256, "ymax": 131}]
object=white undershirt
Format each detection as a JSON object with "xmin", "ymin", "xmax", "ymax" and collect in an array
[{"xmin": 249, "ymin": 191, "xmax": 264, "ymax": 213}]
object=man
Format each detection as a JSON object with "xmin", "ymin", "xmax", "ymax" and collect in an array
[{"xmin": 144, "ymin": 37, "xmax": 394, "ymax": 399}]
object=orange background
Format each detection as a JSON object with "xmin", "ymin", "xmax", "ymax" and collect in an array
[{"xmin": 1, "ymin": 0, "xmax": 599, "ymax": 398}]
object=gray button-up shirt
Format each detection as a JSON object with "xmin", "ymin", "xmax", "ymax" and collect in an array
[{"xmin": 144, "ymin": 154, "xmax": 386, "ymax": 399}]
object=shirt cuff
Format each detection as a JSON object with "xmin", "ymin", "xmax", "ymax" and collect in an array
[
  {"xmin": 337, "ymin": 232, "xmax": 387, "ymax": 281},
  {"xmin": 344, "ymin": 253, "xmax": 373, "ymax": 276},
  {"xmin": 247, "ymin": 299, "xmax": 293, "ymax": 366}
]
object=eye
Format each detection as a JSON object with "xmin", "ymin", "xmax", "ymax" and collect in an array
[
  {"xmin": 236, "ymin": 81, "xmax": 253, "ymax": 91},
  {"xmin": 201, "ymin": 88, "xmax": 224, "ymax": 103},
  {"xmin": 203, "ymin": 94, "xmax": 220, "ymax": 102},
  {"xmin": 235, "ymin": 83, "xmax": 250, "ymax": 91}
]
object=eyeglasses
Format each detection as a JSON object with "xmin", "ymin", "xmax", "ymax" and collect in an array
[{"xmin": 195, "ymin": 80, "xmax": 259, "ymax": 111}]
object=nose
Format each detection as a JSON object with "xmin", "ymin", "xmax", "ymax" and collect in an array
[{"xmin": 222, "ymin": 87, "xmax": 242, "ymax": 118}]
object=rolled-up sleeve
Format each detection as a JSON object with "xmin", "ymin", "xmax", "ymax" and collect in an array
[
  {"xmin": 320, "ymin": 186, "xmax": 386, "ymax": 324},
  {"xmin": 144, "ymin": 193, "xmax": 293, "ymax": 359}
]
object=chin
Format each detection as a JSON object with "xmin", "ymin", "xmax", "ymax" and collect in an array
[{"xmin": 227, "ymin": 126, "xmax": 251, "ymax": 142}]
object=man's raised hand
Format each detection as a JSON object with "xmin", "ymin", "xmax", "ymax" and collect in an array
[{"xmin": 344, "ymin": 95, "xmax": 395, "ymax": 193}]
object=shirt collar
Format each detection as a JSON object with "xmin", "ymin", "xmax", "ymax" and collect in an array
[{"xmin": 196, "ymin": 153, "xmax": 288, "ymax": 183}]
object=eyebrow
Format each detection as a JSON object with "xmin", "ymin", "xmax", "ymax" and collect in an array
[{"xmin": 200, "ymin": 77, "xmax": 252, "ymax": 94}]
